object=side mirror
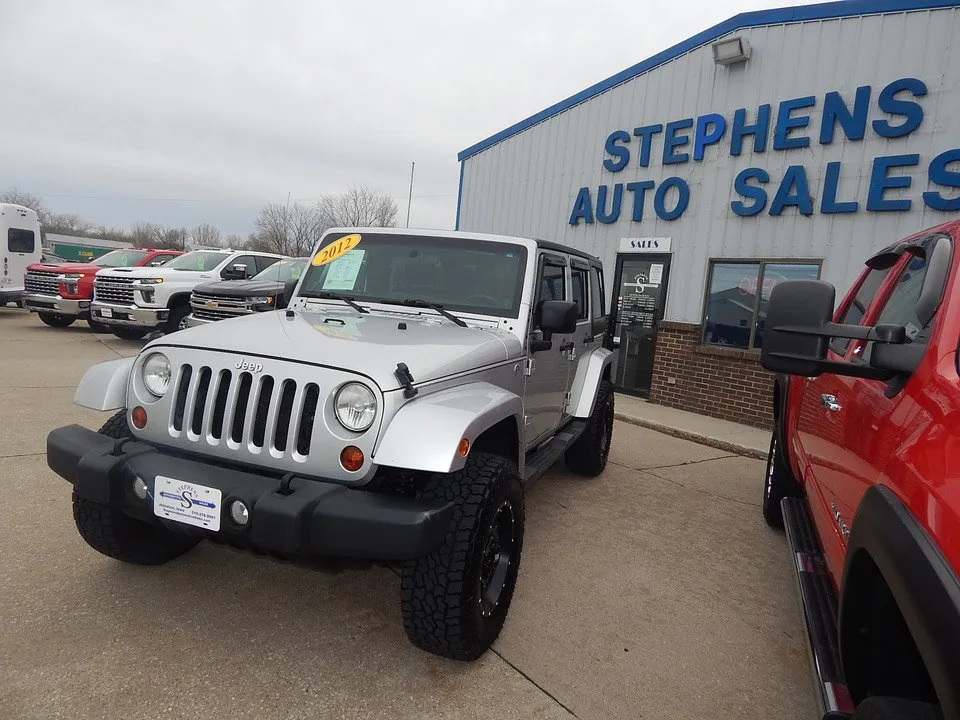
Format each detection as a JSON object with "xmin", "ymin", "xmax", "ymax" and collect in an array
[
  {"xmin": 761, "ymin": 279, "xmax": 903, "ymax": 381},
  {"xmin": 539, "ymin": 300, "xmax": 578, "ymax": 334},
  {"xmin": 761, "ymin": 280, "xmax": 834, "ymax": 376},
  {"xmin": 222, "ymin": 263, "xmax": 247, "ymax": 280}
]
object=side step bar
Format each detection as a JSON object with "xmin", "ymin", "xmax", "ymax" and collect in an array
[
  {"xmin": 523, "ymin": 419, "xmax": 588, "ymax": 486},
  {"xmin": 781, "ymin": 497, "xmax": 855, "ymax": 719}
]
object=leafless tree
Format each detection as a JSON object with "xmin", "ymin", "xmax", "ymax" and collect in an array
[
  {"xmin": 44, "ymin": 212, "xmax": 98, "ymax": 236},
  {"xmin": 252, "ymin": 202, "xmax": 324, "ymax": 257},
  {"xmin": 158, "ymin": 227, "xmax": 189, "ymax": 251},
  {"xmin": 129, "ymin": 222, "xmax": 164, "ymax": 249},
  {"xmin": 316, "ymin": 185, "xmax": 398, "ymax": 229},
  {"xmin": 0, "ymin": 187, "xmax": 48, "ymax": 224},
  {"xmin": 223, "ymin": 233, "xmax": 246, "ymax": 250},
  {"xmin": 190, "ymin": 223, "xmax": 222, "ymax": 248}
]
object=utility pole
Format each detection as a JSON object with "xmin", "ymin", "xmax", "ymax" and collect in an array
[{"xmin": 405, "ymin": 162, "xmax": 415, "ymax": 228}]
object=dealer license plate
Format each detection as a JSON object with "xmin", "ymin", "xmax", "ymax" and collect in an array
[
  {"xmin": 100, "ymin": 308, "xmax": 113, "ymax": 318},
  {"xmin": 153, "ymin": 476, "xmax": 222, "ymax": 531}
]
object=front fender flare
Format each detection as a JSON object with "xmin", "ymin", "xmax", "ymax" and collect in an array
[
  {"xmin": 74, "ymin": 357, "xmax": 134, "ymax": 411},
  {"xmin": 374, "ymin": 382, "xmax": 523, "ymax": 475},
  {"xmin": 568, "ymin": 348, "xmax": 613, "ymax": 418}
]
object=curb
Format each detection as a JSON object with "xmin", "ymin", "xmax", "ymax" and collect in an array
[{"xmin": 614, "ymin": 412, "xmax": 768, "ymax": 460}]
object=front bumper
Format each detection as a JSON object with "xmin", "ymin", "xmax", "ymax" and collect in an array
[
  {"xmin": 0, "ymin": 289, "xmax": 22, "ymax": 305},
  {"xmin": 183, "ymin": 314, "xmax": 216, "ymax": 328},
  {"xmin": 91, "ymin": 301, "xmax": 167, "ymax": 328},
  {"xmin": 47, "ymin": 424, "xmax": 454, "ymax": 561},
  {"xmin": 22, "ymin": 293, "xmax": 91, "ymax": 318}
]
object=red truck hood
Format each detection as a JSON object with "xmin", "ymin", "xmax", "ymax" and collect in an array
[{"xmin": 26, "ymin": 262, "xmax": 104, "ymax": 274}]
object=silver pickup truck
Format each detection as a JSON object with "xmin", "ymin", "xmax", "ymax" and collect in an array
[{"xmin": 46, "ymin": 228, "xmax": 615, "ymax": 660}]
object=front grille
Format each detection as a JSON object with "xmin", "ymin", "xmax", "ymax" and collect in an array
[
  {"xmin": 170, "ymin": 363, "xmax": 319, "ymax": 458},
  {"xmin": 190, "ymin": 291, "xmax": 251, "ymax": 322},
  {"xmin": 24, "ymin": 271, "xmax": 60, "ymax": 296},
  {"xmin": 94, "ymin": 277, "xmax": 136, "ymax": 305}
]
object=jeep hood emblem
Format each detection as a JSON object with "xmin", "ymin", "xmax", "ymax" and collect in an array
[{"xmin": 235, "ymin": 359, "xmax": 264, "ymax": 373}]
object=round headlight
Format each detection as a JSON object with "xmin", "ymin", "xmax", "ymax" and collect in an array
[
  {"xmin": 141, "ymin": 352, "xmax": 172, "ymax": 398},
  {"xmin": 334, "ymin": 383, "xmax": 377, "ymax": 432}
]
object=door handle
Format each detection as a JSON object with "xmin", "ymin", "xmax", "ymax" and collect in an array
[{"xmin": 820, "ymin": 394, "xmax": 842, "ymax": 412}]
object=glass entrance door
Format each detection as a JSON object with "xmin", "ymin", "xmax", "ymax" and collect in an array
[{"xmin": 611, "ymin": 254, "xmax": 671, "ymax": 396}]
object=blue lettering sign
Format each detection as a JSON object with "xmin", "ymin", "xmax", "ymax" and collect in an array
[
  {"xmin": 923, "ymin": 149, "xmax": 960, "ymax": 211},
  {"xmin": 867, "ymin": 154, "xmax": 919, "ymax": 211},
  {"xmin": 596, "ymin": 184, "xmax": 624, "ymax": 223},
  {"xmin": 626, "ymin": 180, "xmax": 655, "ymax": 221},
  {"xmin": 730, "ymin": 168, "xmax": 769, "ymax": 216},
  {"xmin": 603, "ymin": 130, "xmax": 631, "ymax": 172},
  {"xmin": 774, "ymin": 96, "xmax": 816, "ymax": 151},
  {"xmin": 730, "ymin": 105, "xmax": 770, "ymax": 156},
  {"xmin": 873, "ymin": 78, "xmax": 927, "ymax": 139},
  {"xmin": 769, "ymin": 165, "xmax": 813, "ymax": 216},
  {"xmin": 654, "ymin": 178, "xmax": 690, "ymax": 220},
  {"xmin": 662, "ymin": 119, "xmax": 693, "ymax": 165},
  {"xmin": 820, "ymin": 86, "xmax": 871, "ymax": 144},
  {"xmin": 693, "ymin": 113, "xmax": 727, "ymax": 161},
  {"xmin": 820, "ymin": 161, "xmax": 859, "ymax": 214},
  {"xmin": 569, "ymin": 187, "xmax": 594, "ymax": 225},
  {"xmin": 633, "ymin": 124, "xmax": 663, "ymax": 167}
]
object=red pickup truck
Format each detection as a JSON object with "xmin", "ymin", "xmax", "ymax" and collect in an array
[
  {"xmin": 760, "ymin": 218, "xmax": 960, "ymax": 720},
  {"xmin": 22, "ymin": 248, "xmax": 181, "ymax": 331}
]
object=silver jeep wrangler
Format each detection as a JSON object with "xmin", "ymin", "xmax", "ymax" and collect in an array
[{"xmin": 47, "ymin": 228, "xmax": 615, "ymax": 660}]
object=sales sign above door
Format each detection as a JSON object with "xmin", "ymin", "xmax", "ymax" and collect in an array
[{"xmin": 619, "ymin": 237, "xmax": 672, "ymax": 253}]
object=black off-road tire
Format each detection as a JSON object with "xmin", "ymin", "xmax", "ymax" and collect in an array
[
  {"xmin": 39, "ymin": 312, "xmax": 75, "ymax": 328},
  {"xmin": 72, "ymin": 410, "xmax": 199, "ymax": 566},
  {"xmin": 166, "ymin": 303, "xmax": 190, "ymax": 333},
  {"xmin": 401, "ymin": 452, "xmax": 525, "ymax": 661},
  {"xmin": 111, "ymin": 328, "xmax": 148, "ymax": 341},
  {"xmin": 565, "ymin": 378, "xmax": 614, "ymax": 477},
  {"xmin": 762, "ymin": 430, "xmax": 802, "ymax": 529},
  {"xmin": 87, "ymin": 318, "xmax": 110, "ymax": 333},
  {"xmin": 852, "ymin": 697, "xmax": 943, "ymax": 720}
]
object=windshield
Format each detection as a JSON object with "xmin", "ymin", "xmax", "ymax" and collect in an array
[
  {"xmin": 298, "ymin": 233, "xmax": 528, "ymax": 318},
  {"xmin": 252, "ymin": 258, "xmax": 309, "ymax": 283},
  {"xmin": 163, "ymin": 251, "xmax": 229, "ymax": 271},
  {"xmin": 95, "ymin": 249, "xmax": 150, "ymax": 267}
]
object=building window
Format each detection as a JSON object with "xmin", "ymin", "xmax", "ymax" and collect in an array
[{"xmin": 702, "ymin": 259, "xmax": 821, "ymax": 350}]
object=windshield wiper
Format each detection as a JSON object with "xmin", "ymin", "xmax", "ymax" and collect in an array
[
  {"xmin": 301, "ymin": 291, "xmax": 369, "ymax": 314},
  {"xmin": 388, "ymin": 298, "xmax": 467, "ymax": 327}
]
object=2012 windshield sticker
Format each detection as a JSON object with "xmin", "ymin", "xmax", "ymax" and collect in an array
[
  {"xmin": 153, "ymin": 476, "xmax": 222, "ymax": 532},
  {"xmin": 312, "ymin": 233, "xmax": 361, "ymax": 267}
]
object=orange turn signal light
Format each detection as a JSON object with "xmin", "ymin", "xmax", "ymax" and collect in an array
[
  {"xmin": 340, "ymin": 445, "xmax": 364, "ymax": 472},
  {"xmin": 458, "ymin": 438, "xmax": 470, "ymax": 457},
  {"xmin": 132, "ymin": 406, "xmax": 147, "ymax": 429}
]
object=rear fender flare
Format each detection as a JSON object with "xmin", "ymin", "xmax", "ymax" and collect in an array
[
  {"xmin": 840, "ymin": 485, "xmax": 960, "ymax": 717},
  {"xmin": 374, "ymin": 383, "xmax": 523, "ymax": 475},
  {"xmin": 73, "ymin": 357, "xmax": 134, "ymax": 411},
  {"xmin": 568, "ymin": 348, "xmax": 613, "ymax": 418}
]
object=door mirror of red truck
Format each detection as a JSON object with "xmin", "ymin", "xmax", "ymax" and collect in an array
[{"xmin": 760, "ymin": 280, "xmax": 902, "ymax": 381}]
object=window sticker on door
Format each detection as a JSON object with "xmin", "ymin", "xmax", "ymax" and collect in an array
[
  {"xmin": 649, "ymin": 264, "xmax": 663, "ymax": 285},
  {"xmin": 313, "ymin": 233, "xmax": 362, "ymax": 267},
  {"xmin": 322, "ymin": 248, "xmax": 365, "ymax": 290}
]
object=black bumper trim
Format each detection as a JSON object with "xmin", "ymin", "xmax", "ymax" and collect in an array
[{"xmin": 47, "ymin": 424, "xmax": 455, "ymax": 561}]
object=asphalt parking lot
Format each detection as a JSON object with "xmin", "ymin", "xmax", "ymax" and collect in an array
[{"xmin": 0, "ymin": 307, "xmax": 816, "ymax": 720}]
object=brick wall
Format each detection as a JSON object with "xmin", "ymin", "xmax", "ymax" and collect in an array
[{"xmin": 648, "ymin": 321, "xmax": 774, "ymax": 429}]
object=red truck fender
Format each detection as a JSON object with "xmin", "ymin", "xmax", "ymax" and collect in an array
[{"xmin": 839, "ymin": 485, "xmax": 960, "ymax": 718}]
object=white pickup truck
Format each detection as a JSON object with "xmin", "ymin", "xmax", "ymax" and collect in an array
[{"xmin": 91, "ymin": 249, "xmax": 286, "ymax": 339}]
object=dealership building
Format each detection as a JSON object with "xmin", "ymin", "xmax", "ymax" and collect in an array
[{"xmin": 455, "ymin": 0, "xmax": 960, "ymax": 428}]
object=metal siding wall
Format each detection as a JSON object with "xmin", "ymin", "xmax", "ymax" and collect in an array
[{"xmin": 459, "ymin": 7, "xmax": 960, "ymax": 323}]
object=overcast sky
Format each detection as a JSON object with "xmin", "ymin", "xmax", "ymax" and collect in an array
[{"xmin": 1, "ymin": 0, "xmax": 819, "ymax": 236}]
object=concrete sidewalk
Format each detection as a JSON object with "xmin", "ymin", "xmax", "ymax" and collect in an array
[{"xmin": 615, "ymin": 394, "xmax": 769, "ymax": 460}]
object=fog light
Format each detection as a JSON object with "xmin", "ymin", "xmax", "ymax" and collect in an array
[
  {"xmin": 340, "ymin": 446, "xmax": 364, "ymax": 472},
  {"xmin": 132, "ymin": 477, "xmax": 148, "ymax": 500},
  {"xmin": 132, "ymin": 406, "xmax": 147, "ymax": 429},
  {"xmin": 230, "ymin": 500, "xmax": 250, "ymax": 526}
]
